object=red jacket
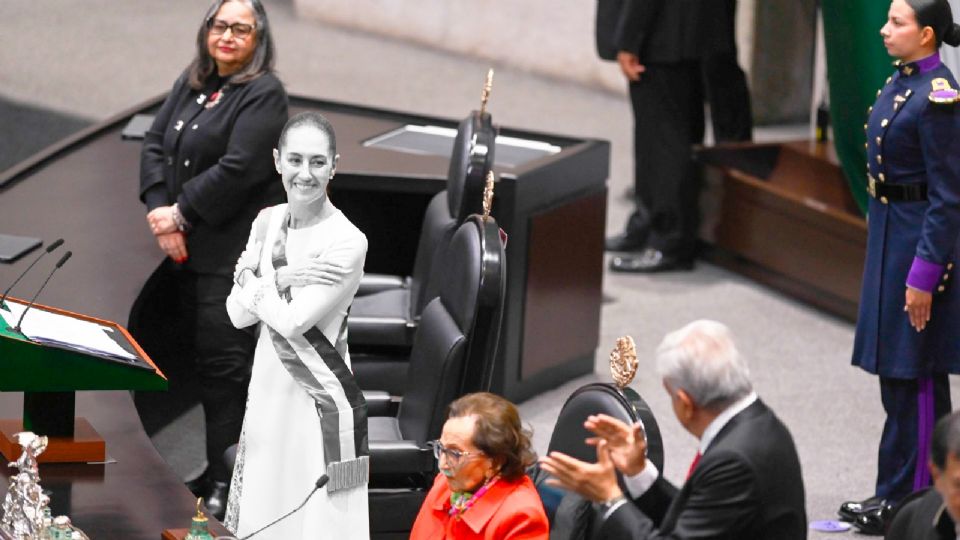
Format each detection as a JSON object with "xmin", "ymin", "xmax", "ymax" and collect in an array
[{"xmin": 409, "ymin": 473, "xmax": 549, "ymax": 539}]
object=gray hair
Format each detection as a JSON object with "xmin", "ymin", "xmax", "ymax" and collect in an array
[
  {"xmin": 655, "ymin": 320, "xmax": 752, "ymax": 411},
  {"xmin": 931, "ymin": 410, "xmax": 960, "ymax": 469}
]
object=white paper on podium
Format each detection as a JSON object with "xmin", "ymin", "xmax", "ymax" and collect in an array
[{"xmin": 0, "ymin": 301, "xmax": 136, "ymax": 361}]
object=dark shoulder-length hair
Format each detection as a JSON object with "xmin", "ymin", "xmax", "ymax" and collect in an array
[
  {"xmin": 186, "ymin": 0, "xmax": 276, "ymax": 90},
  {"xmin": 447, "ymin": 392, "xmax": 536, "ymax": 481}
]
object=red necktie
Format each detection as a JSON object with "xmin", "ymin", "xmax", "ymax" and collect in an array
[{"xmin": 686, "ymin": 451, "xmax": 702, "ymax": 480}]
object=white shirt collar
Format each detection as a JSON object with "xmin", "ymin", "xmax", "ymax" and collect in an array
[{"xmin": 699, "ymin": 392, "xmax": 758, "ymax": 453}]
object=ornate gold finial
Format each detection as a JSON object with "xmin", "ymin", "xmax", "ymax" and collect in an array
[
  {"xmin": 609, "ymin": 336, "xmax": 638, "ymax": 389},
  {"xmin": 195, "ymin": 497, "xmax": 208, "ymax": 522},
  {"xmin": 482, "ymin": 171, "xmax": 496, "ymax": 221},
  {"xmin": 480, "ymin": 68, "xmax": 494, "ymax": 116}
]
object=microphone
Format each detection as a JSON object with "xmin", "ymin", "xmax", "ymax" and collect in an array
[
  {"xmin": 238, "ymin": 474, "xmax": 329, "ymax": 540},
  {"xmin": 13, "ymin": 251, "xmax": 71, "ymax": 334},
  {"xmin": 0, "ymin": 238, "xmax": 64, "ymax": 309}
]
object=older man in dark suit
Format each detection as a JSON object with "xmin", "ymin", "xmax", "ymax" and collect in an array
[
  {"xmin": 540, "ymin": 320, "xmax": 806, "ymax": 539},
  {"xmin": 886, "ymin": 410, "xmax": 960, "ymax": 540}
]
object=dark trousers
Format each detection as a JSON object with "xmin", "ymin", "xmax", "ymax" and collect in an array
[
  {"xmin": 177, "ymin": 268, "xmax": 256, "ymax": 482},
  {"xmin": 626, "ymin": 61, "xmax": 704, "ymax": 259},
  {"xmin": 702, "ymin": 0, "xmax": 753, "ymax": 143},
  {"xmin": 877, "ymin": 375, "xmax": 952, "ymax": 502}
]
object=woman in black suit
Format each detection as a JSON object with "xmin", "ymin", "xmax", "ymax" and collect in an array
[{"xmin": 138, "ymin": 0, "xmax": 288, "ymax": 517}]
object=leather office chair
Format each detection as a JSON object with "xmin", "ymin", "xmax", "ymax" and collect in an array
[
  {"xmin": 365, "ymin": 215, "xmax": 506, "ymax": 539},
  {"xmin": 529, "ymin": 382, "xmax": 664, "ymax": 538},
  {"xmin": 348, "ymin": 110, "xmax": 496, "ymax": 349}
]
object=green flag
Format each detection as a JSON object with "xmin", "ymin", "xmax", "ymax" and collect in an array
[{"xmin": 822, "ymin": 0, "xmax": 891, "ymax": 214}]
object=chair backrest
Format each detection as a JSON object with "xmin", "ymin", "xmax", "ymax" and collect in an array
[
  {"xmin": 407, "ymin": 192, "xmax": 453, "ymax": 316},
  {"xmin": 530, "ymin": 383, "xmax": 664, "ymax": 538},
  {"xmin": 547, "ymin": 383, "xmax": 664, "ymax": 470},
  {"xmin": 458, "ymin": 215, "xmax": 506, "ymax": 395},
  {"xmin": 397, "ymin": 216, "xmax": 505, "ymax": 444},
  {"xmin": 409, "ymin": 112, "xmax": 497, "ymax": 316}
]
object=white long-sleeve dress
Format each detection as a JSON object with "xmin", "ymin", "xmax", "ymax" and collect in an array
[{"xmin": 223, "ymin": 203, "xmax": 369, "ymax": 539}]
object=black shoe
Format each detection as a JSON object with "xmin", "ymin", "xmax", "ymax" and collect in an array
[
  {"xmin": 185, "ymin": 470, "xmax": 209, "ymax": 498},
  {"xmin": 838, "ymin": 495, "xmax": 884, "ymax": 522},
  {"xmin": 610, "ymin": 249, "xmax": 694, "ymax": 273},
  {"xmin": 605, "ymin": 232, "xmax": 647, "ymax": 252},
  {"xmin": 852, "ymin": 501, "xmax": 895, "ymax": 536},
  {"xmin": 202, "ymin": 480, "xmax": 230, "ymax": 521}
]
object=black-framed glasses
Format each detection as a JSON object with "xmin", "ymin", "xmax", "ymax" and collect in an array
[
  {"xmin": 428, "ymin": 440, "xmax": 484, "ymax": 468},
  {"xmin": 208, "ymin": 19, "xmax": 255, "ymax": 39}
]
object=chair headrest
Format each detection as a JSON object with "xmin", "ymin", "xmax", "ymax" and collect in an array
[
  {"xmin": 547, "ymin": 383, "xmax": 664, "ymax": 473},
  {"xmin": 447, "ymin": 111, "xmax": 496, "ymax": 223}
]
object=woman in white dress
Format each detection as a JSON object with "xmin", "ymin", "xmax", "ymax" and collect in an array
[{"xmin": 223, "ymin": 111, "xmax": 369, "ymax": 538}]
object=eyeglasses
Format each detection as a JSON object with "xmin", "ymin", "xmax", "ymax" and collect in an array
[
  {"xmin": 428, "ymin": 440, "xmax": 484, "ymax": 468},
  {"xmin": 208, "ymin": 19, "xmax": 255, "ymax": 39}
]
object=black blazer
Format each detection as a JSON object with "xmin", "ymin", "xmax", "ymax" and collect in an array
[
  {"xmin": 599, "ymin": 400, "xmax": 806, "ymax": 539},
  {"xmin": 140, "ymin": 70, "xmax": 288, "ymax": 274},
  {"xmin": 609, "ymin": 0, "xmax": 734, "ymax": 64},
  {"xmin": 886, "ymin": 488, "xmax": 955, "ymax": 540}
]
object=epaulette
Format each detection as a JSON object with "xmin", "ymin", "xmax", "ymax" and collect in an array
[{"xmin": 929, "ymin": 77, "xmax": 960, "ymax": 104}]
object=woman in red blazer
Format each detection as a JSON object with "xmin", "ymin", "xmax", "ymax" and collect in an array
[{"xmin": 410, "ymin": 393, "xmax": 549, "ymax": 540}]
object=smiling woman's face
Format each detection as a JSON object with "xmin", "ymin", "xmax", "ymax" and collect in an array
[
  {"xmin": 274, "ymin": 125, "xmax": 337, "ymax": 208},
  {"xmin": 207, "ymin": 1, "xmax": 258, "ymax": 76}
]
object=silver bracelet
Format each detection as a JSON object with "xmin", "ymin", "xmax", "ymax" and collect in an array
[{"xmin": 171, "ymin": 203, "xmax": 191, "ymax": 232}]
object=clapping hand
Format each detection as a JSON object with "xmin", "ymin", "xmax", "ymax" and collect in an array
[
  {"xmin": 585, "ymin": 414, "xmax": 647, "ymax": 476},
  {"xmin": 276, "ymin": 258, "xmax": 348, "ymax": 290},
  {"xmin": 539, "ymin": 440, "xmax": 623, "ymax": 503}
]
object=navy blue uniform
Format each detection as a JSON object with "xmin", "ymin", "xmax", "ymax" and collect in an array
[{"xmin": 852, "ymin": 53, "xmax": 960, "ymax": 502}]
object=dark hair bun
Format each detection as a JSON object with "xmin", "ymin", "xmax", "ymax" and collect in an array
[{"xmin": 946, "ymin": 23, "xmax": 960, "ymax": 47}]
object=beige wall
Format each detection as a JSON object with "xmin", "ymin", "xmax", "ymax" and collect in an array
[{"xmin": 293, "ymin": 0, "xmax": 757, "ymax": 95}]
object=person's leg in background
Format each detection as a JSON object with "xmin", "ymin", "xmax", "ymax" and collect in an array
[
  {"xmin": 610, "ymin": 61, "xmax": 704, "ymax": 272},
  {"xmin": 189, "ymin": 272, "xmax": 256, "ymax": 519}
]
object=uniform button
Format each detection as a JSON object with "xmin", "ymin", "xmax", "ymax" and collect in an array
[
  {"xmin": 939, "ymin": 285, "xmax": 946, "ymax": 292},
  {"xmin": 876, "ymin": 136, "xmax": 882, "ymax": 145},
  {"xmin": 879, "ymin": 173, "xmax": 885, "ymax": 182},
  {"xmin": 877, "ymin": 89, "xmax": 882, "ymax": 97},
  {"xmin": 949, "ymin": 263, "xmax": 955, "ymax": 270},
  {"xmin": 880, "ymin": 196, "xmax": 889, "ymax": 204},
  {"xmin": 906, "ymin": 89, "xmax": 913, "ymax": 97},
  {"xmin": 944, "ymin": 273, "xmax": 950, "ymax": 281},
  {"xmin": 886, "ymin": 76, "xmax": 892, "ymax": 84},
  {"xmin": 184, "ymin": 159, "xmax": 190, "ymax": 167},
  {"xmin": 192, "ymin": 124, "xmax": 199, "ymax": 130},
  {"xmin": 864, "ymin": 143, "xmax": 869, "ymax": 149},
  {"xmin": 864, "ymin": 123, "xmax": 869, "ymax": 131},
  {"xmin": 881, "ymin": 119, "xmax": 889, "ymax": 127},
  {"xmin": 166, "ymin": 157, "xmax": 173, "ymax": 165},
  {"xmin": 877, "ymin": 155, "xmax": 883, "ymax": 164},
  {"xmin": 868, "ymin": 106, "xmax": 874, "ymax": 113}
]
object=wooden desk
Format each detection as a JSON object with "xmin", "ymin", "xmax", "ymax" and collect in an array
[
  {"xmin": 0, "ymin": 391, "xmax": 230, "ymax": 539},
  {"xmin": 698, "ymin": 140, "xmax": 867, "ymax": 320}
]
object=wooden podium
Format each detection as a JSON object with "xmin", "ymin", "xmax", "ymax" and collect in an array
[{"xmin": 0, "ymin": 297, "xmax": 166, "ymax": 463}]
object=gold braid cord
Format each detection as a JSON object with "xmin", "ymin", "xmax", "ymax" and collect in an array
[
  {"xmin": 482, "ymin": 171, "xmax": 495, "ymax": 221},
  {"xmin": 480, "ymin": 68, "xmax": 494, "ymax": 115},
  {"xmin": 609, "ymin": 335, "xmax": 638, "ymax": 389}
]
